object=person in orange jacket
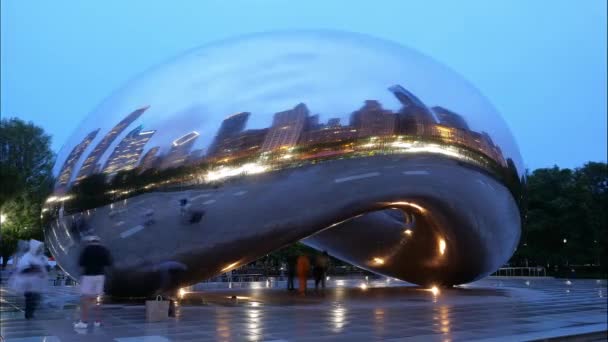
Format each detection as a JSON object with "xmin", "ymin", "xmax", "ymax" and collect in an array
[{"xmin": 296, "ymin": 254, "xmax": 310, "ymax": 295}]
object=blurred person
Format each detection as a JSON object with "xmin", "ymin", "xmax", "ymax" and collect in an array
[
  {"xmin": 296, "ymin": 254, "xmax": 310, "ymax": 295},
  {"xmin": 74, "ymin": 235, "xmax": 113, "ymax": 329},
  {"xmin": 14, "ymin": 239, "xmax": 30, "ymax": 265},
  {"xmin": 286, "ymin": 253, "xmax": 297, "ymax": 291},
  {"xmin": 156, "ymin": 261, "xmax": 187, "ymax": 317},
  {"xmin": 13, "ymin": 239, "xmax": 48, "ymax": 319},
  {"xmin": 313, "ymin": 251, "xmax": 330, "ymax": 293}
]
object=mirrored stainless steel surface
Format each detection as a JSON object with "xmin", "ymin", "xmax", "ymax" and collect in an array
[{"xmin": 43, "ymin": 31, "xmax": 525, "ymax": 296}]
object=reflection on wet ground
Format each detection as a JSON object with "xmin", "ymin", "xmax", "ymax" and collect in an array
[{"xmin": 1, "ymin": 277, "xmax": 606, "ymax": 341}]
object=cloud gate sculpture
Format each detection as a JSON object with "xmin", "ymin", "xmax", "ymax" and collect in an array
[{"xmin": 43, "ymin": 31, "xmax": 525, "ymax": 296}]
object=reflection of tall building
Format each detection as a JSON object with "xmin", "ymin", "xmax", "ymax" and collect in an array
[
  {"xmin": 305, "ymin": 114, "xmax": 321, "ymax": 131},
  {"xmin": 75, "ymin": 106, "xmax": 149, "ymax": 182},
  {"xmin": 261, "ymin": 103, "xmax": 309, "ymax": 152},
  {"xmin": 207, "ymin": 112, "xmax": 250, "ymax": 156},
  {"xmin": 102, "ymin": 126, "xmax": 156, "ymax": 174},
  {"xmin": 480, "ymin": 132, "xmax": 507, "ymax": 166},
  {"xmin": 350, "ymin": 100, "xmax": 395, "ymax": 138},
  {"xmin": 56, "ymin": 129, "xmax": 100, "ymax": 189},
  {"xmin": 389, "ymin": 85, "xmax": 436, "ymax": 135},
  {"xmin": 139, "ymin": 147, "xmax": 160, "ymax": 172},
  {"xmin": 186, "ymin": 149, "xmax": 205, "ymax": 166},
  {"xmin": 327, "ymin": 118, "xmax": 341, "ymax": 127},
  {"xmin": 299, "ymin": 124, "xmax": 358, "ymax": 147},
  {"xmin": 466, "ymin": 131, "xmax": 499, "ymax": 163},
  {"xmin": 211, "ymin": 128, "xmax": 269, "ymax": 159},
  {"xmin": 432, "ymin": 106, "xmax": 469, "ymax": 130},
  {"xmin": 160, "ymin": 131, "xmax": 200, "ymax": 169},
  {"xmin": 426, "ymin": 124, "xmax": 469, "ymax": 146}
]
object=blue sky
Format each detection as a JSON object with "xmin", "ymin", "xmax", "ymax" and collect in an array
[{"xmin": 1, "ymin": 0, "xmax": 606, "ymax": 170}]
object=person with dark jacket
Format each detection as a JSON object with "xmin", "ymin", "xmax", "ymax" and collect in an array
[
  {"xmin": 313, "ymin": 251, "xmax": 330, "ymax": 293},
  {"xmin": 74, "ymin": 235, "xmax": 112, "ymax": 329},
  {"xmin": 286, "ymin": 253, "xmax": 297, "ymax": 291}
]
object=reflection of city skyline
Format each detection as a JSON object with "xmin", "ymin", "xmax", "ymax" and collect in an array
[
  {"xmin": 55, "ymin": 128, "xmax": 100, "ymax": 191},
  {"xmin": 59, "ymin": 84, "xmax": 507, "ymax": 189},
  {"xmin": 74, "ymin": 106, "xmax": 149, "ymax": 184},
  {"xmin": 102, "ymin": 125, "xmax": 156, "ymax": 174}
]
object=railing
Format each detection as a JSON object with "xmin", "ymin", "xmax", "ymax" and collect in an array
[
  {"xmin": 491, "ymin": 267, "xmax": 547, "ymax": 277},
  {"xmin": 203, "ymin": 273, "xmax": 266, "ymax": 283}
]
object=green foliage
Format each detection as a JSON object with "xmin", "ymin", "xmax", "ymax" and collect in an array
[
  {"xmin": 513, "ymin": 162, "xmax": 607, "ymax": 272},
  {"xmin": 0, "ymin": 117, "xmax": 54, "ymax": 265}
]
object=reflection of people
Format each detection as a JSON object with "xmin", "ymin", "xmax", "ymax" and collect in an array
[
  {"xmin": 313, "ymin": 251, "xmax": 330, "ymax": 292},
  {"xmin": 70, "ymin": 215, "xmax": 89, "ymax": 242},
  {"xmin": 179, "ymin": 198, "xmax": 190, "ymax": 216},
  {"xmin": 156, "ymin": 261, "xmax": 187, "ymax": 317},
  {"xmin": 11, "ymin": 240, "xmax": 30, "ymax": 270},
  {"xmin": 286, "ymin": 253, "xmax": 297, "ymax": 291},
  {"xmin": 296, "ymin": 254, "xmax": 310, "ymax": 295},
  {"xmin": 14, "ymin": 240, "xmax": 48, "ymax": 319},
  {"xmin": 74, "ymin": 236, "xmax": 113, "ymax": 329}
]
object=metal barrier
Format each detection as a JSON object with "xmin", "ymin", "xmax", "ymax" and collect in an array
[{"xmin": 491, "ymin": 267, "xmax": 547, "ymax": 277}]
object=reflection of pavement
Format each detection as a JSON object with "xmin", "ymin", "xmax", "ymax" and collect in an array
[{"xmin": 0, "ymin": 277, "xmax": 606, "ymax": 341}]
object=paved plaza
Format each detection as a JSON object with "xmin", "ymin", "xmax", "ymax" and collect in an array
[{"xmin": 0, "ymin": 277, "xmax": 606, "ymax": 341}]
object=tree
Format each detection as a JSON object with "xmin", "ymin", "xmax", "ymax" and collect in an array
[
  {"xmin": 514, "ymin": 162, "xmax": 607, "ymax": 274},
  {"xmin": 0, "ymin": 117, "xmax": 55, "ymax": 266}
]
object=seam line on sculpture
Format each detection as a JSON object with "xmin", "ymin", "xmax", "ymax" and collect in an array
[
  {"xmin": 403, "ymin": 171, "xmax": 429, "ymax": 175},
  {"xmin": 334, "ymin": 172, "xmax": 380, "ymax": 183},
  {"xmin": 190, "ymin": 193, "xmax": 211, "ymax": 201},
  {"xmin": 120, "ymin": 225, "xmax": 144, "ymax": 238}
]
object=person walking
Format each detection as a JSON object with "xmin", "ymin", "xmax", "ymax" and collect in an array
[
  {"xmin": 286, "ymin": 253, "xmax": 297, "ymax": 291},
  {"xmin": 296, "ymin": 254, "xmax": 310, "ymax": 295},
  {"xmin": 14, "ymin": 239, "xmax": 48, "ymax": 319},
  {"xmin": 313, "ymin": 251, "xmax": 330, "ymax": 293},
  {"xmin": 74, "ymin": 236, "xmax": 113, "ymax": 329}
]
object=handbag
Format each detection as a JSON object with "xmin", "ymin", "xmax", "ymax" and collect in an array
[{"xmin": 145, "ymin": 295, "xmax": 170, "ymax": 322}]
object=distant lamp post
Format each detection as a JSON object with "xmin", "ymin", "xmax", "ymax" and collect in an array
[
  {"xmin": 563, "ymin": 238, "xmax": 568, "ymax": 266},
  {"xmin": 0, "ymin": 213, "xmax": 6, "ymax": 224}
]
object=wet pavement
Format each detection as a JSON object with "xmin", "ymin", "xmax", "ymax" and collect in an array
[{"xmin": 0, "ymin": 277, "xmax": 606, "ymax": 341}]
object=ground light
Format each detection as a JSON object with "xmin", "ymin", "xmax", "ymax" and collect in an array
[{"xmin": 438, "ymin": 239, "xmax": 446, "ymax": 256}]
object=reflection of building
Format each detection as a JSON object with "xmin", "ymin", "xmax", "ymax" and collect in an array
[
  {"xmin": 389, "ymin": 85, "xmax": 436, "ymax": 135},
  {"xmin": 466, "ymin": 131, "xmax": 500, "ymax": 164},
  {"xmin": 56, "ymin": 129, "xmax": 100, "ymax": 189},
  {"xmin": 327, "ymin": 118, "xmax": 341, "ymax": 127},
  {"xmin": 261, "ymin": 103, "xmax": 309, "ymax": 152},
  {"xmin": 299, "ymin": 123, "xmax": 358, "ymax": 147},
  {"xmin": 211, "ymin": 129, "xmax": 269, "ymax": 159},
  {"xmin": 139, "ymin": 147, "xmax": 160, "ymax": 172},
  {"xmin": 160, "ymin": 131, "xmax": 200, "ymax": 169},
  {"xmin": 425, "ymin": 124, "xmax": 470, "ymax": 146},
  {"xmin": 432, "ymin": 106, "xmax": 469, "ymax": 131},
  {"xmin": 305, "ymin": 114, "xmax": 322, "ymax": 131},
  {"xmin": 102, "ymin": 126, "xmax": 156, "ymax": 174},
  {"xmin": 481, "ymin": 132, "xmax": 507, "ymax": 166},
  {"xmin": 208, "ymin": 112, "xmax": 250, "ymax": 156},
  {"xmin": 186, "ymin": 149, "xmax": 205, "ymax": 166},
  {"xmin": 76, "ymin": 106, "xmax": 148, "ymax": 182},
  {"xmin": 350, "ymin": 100, "xmax": 395, "ymax": 138}
]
